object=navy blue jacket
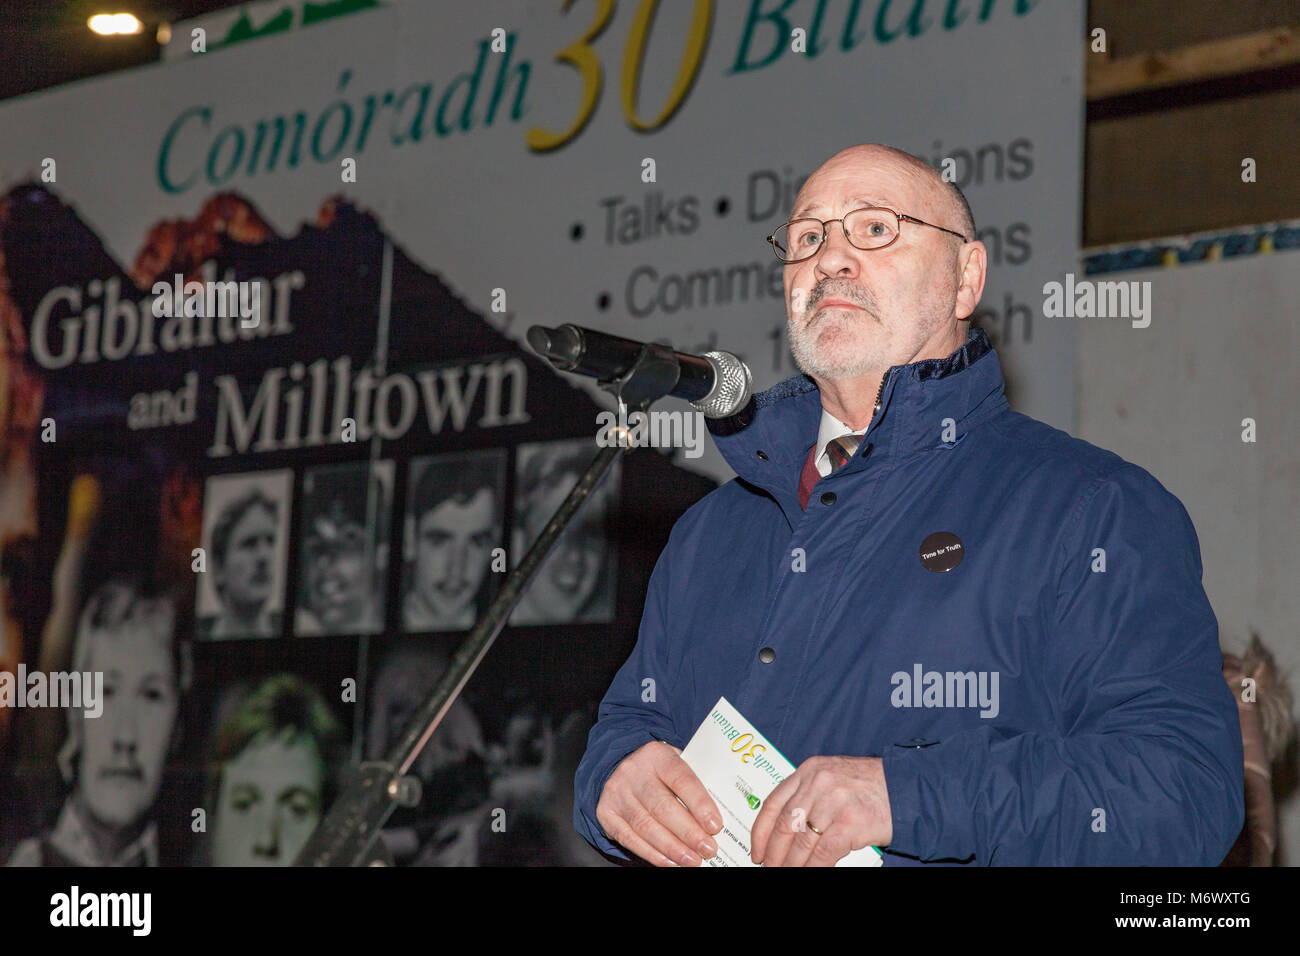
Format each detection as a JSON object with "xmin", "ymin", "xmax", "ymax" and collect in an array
[{"xmin": 574, "ymin": 328, "xmax": 1243, "ymax": 865}]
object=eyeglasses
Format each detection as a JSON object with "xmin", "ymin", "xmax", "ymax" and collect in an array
[{"xmin": 766, "ymin": 206, "xmax": 970, "ymax": 263}]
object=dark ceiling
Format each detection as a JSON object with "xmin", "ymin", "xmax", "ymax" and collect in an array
[{"xmin": 0, "ymin": 0, "xmax": 251, "ymax": 102}]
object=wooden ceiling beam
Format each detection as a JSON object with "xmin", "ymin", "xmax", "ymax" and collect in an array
[{"xmin": 1087, "ymin": 27, "xmax": 1300, "ymax": 100}]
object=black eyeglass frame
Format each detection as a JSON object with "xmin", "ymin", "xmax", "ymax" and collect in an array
[{"xmin": 766, "ymin": 206, "xmax": 971, "ymax": 263}]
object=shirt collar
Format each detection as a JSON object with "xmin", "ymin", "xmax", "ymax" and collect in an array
[{"xmin": 48, "ymin": 797, "xmax": 159, "ymax": 867}]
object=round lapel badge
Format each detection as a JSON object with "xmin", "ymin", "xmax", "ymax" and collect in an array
[{"xmin": 919, "ymin": 531, "xmax": 964, "ymax": 572}]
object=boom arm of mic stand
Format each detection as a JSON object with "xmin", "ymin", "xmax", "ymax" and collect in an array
[{"xmin": 295, "ymin": 344, "xmax": 673, "ymax": 866}]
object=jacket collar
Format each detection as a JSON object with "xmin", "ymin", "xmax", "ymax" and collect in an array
[{"xmin": 708, "ymin": 326, "xmax": 1007, "ymax": 509}]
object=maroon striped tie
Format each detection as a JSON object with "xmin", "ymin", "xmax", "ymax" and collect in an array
[{"xmin": 826, "ymin": 434, "xmax": 861, "ymax": 473}]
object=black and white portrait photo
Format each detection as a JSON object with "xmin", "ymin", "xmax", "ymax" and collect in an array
[
  {"xmin": 195, "ymin": 471, "xmax": 291, "ymax": 640},
  {"xmin": 402, "ymin": 450, "xmax": 506, "ymax": 633},
  {"xmin": 510, "ymin": 439, "xmax": 618, "ymax": 626},
  {"xmin": 294, "ymin": 461, "xmax": 392, "ymax": 637},
  {"xmin": 6, "ymin": 577, "xmax": 184, "ymax": 866}
]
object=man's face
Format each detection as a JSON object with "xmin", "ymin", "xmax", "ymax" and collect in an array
[
  {"xmin": 304, "ymin": 513, "xmax": 370, "ymax": 629},
  {"xmin": 217, "ymin": 503, "xmax": 277, "ymax": 614},
  {"xmin": 212, "ymin": 728, "xmax": 323, "ymax": 866},
  {"xmin": 412, "ymin": 489, "xmax": 498, "ymax": 624},
  {"xmin": 783, "ymin": 149, "xmax": 966, "ymax": 382},
  {"xmin": 78, "ymin": 623, "xmax": 177, "ymax": 829},
  {"xmin": 524, "ymin": 476, "xmax": 604, "ymax": 620}
]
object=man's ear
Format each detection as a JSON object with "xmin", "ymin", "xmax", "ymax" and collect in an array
[{"xmin": 954, "ymin": 241, "xmax": 987, "ymax": 321}]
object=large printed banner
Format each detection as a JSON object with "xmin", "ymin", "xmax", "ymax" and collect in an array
[{"xmin": 0, "ymin": 1, "xmax": 1082, "ymax": 866}]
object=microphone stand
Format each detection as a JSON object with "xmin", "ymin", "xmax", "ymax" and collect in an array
[{"xmin": 295, "ymin": 342, "xmax": 683, "ymax": 866}]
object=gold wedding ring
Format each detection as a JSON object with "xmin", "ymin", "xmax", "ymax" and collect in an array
[{"xmin": 807, "ymin": 822, "xmax": 824, "ymax": 835}]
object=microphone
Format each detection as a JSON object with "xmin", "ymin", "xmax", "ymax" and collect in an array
[{"xmin": 527, "ymin": 324, "xmax": 752, "ymax": 419}]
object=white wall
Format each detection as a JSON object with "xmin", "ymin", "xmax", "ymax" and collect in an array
[{"xmin": 1076, "ymin": 251, "xmax": 1300, "ymax": 864}]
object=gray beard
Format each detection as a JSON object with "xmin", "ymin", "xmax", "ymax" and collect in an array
[{"xmin": 788, "ymin": 314, "xmax": 883, "ymax": 380}]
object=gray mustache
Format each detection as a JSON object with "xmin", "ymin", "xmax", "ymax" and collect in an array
[{"xmin": 809, "ymin": 283, "xmax": 872, "ymax": 312}]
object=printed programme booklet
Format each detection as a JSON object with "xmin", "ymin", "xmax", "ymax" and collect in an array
[{"xmin": 678, "ymin": 696, "xmax": 884, "ymax": 867}]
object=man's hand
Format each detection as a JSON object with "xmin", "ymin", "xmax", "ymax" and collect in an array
[
  {"xmin": 596, "ymin": 740, "xmax": 722, "ymax": 867},
  {"xmin": 750, "ymin": 755, "xmax": 892, "ymax": 867}
]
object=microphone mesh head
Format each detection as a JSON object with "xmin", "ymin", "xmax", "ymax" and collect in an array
[{"xmin": 692, "ymin": 351, "xmax": 753, "ymax": 419}]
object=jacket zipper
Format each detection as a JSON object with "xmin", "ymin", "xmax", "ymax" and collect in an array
[{"xmin": 871, "ymin": 369, "xmax": 890, "ymax": 423}]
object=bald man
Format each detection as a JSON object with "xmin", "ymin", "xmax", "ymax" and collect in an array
[{"xmin": 573, "ymin": 144, "xmax": 1244, "ymax": 867}]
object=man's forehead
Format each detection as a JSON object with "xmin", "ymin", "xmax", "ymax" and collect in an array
[
  {"xmin": 426, "ymin": 487, "xmax": 495, "ymax": 520},
  {"xmin": 90, "ymin": 628, "xmax": 173, "ymax": 670},
  {"xmin": 792, "ymin": 194, "xmax": 900, "ymax": 219},
  {"xmin": 229, "ymin": 729, "xmax": 322, "ymax": 778},
  {"xmin": 792, "ymin": 152, "xmax": 932, "ymax": 218},
  {"xmin": 233, "ymin": 504, "xmax": 276, "ymax": 530}
]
